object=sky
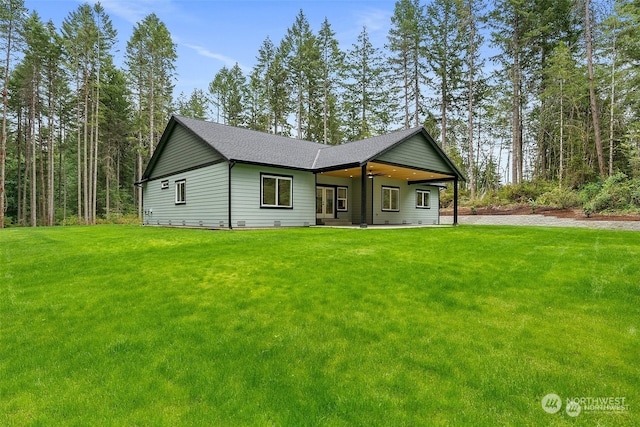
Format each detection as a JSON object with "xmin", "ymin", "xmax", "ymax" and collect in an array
[{"xmin": 24, "ymin": 0, "xmax": 398, "ymax": 97}]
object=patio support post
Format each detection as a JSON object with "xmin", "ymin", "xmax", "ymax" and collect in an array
[
  {"xmin": 453, "ymin": 176, "xmax": 459, "ymax": 226},
  {"xmin": 228, "ymin": 161, "xmax": 235, "ymax": 229},
  {"xmin": 360, "ymin": 164, "xmax": 367, "ymax": 228}
]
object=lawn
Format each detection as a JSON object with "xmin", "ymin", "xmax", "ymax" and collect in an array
[{"xmin": 1, "ymin": 225, "xmax": 638, "ymax": 426}]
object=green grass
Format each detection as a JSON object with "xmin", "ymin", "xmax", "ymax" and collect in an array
[{"xmin": 1, "ymin": 225, "xmax": 639, "ymax": 426}]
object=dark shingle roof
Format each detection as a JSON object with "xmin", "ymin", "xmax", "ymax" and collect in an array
[
  {"xmin": 174, "ymin": 115, "xmax": 323, "ymax": 169},
  {"xmin": 312, "ymin": 127, "xmax": 424, "ymax": 169},
  {"xmin": 145, "ymin": 115, "xmax": 464, "ymax": 180}
]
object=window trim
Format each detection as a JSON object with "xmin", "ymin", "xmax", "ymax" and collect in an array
[
  {"xmin": 381, "ymin": 186, "xmax": 400, "ymax": 212},
  {"xmin": 175, "ymin": 179, "xmax": 186, "ymax": 205},
  {"xmin": 337, "ymin": 186, "xmax": 348, "ymax": 211},
  {"xmin": 416, "ymin": 189, "xmax": 431, "ymax": 209},
  {"xmin": 260, "ymin": 173, "xmax": 293, "ymax": 209}
]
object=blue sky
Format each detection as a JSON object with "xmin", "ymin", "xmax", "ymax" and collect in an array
[{"xmin": 25, "ymin": 0, "xmax": 398, "ymax": 97}]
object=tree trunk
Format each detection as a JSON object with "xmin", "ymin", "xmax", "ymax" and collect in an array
[
  {"xmin": 93, "ymin": 80, "xmax": 99, "ymax": 222},
  {"xmin": 83, "ymin": 73, "xmax": 89, "ymax": 224},
  {"xmin": 0, "ymin": 14, "xmax": 14, "ymax": 228},
  {"xmin": 511, "ymin": 14, "xmax": 523, "ymax": 185},
  {"xmin": 608, "ymin": 40, "xmax": 616, "ymax": 177},
  {"xmin": 585, "ymin": 0, "xmax": 605, "ymax": 177},
  {"xmin": 440, "ymin": 77, "xmax": 447, "ymax": 151},
  {"xmin": 47, "ymin": 82, "xmax": 55, "ymax": 226},
  {"xmin": 30, "ymin": 84, "xmax": 37, "ymax": 227},
  {"xmin": 76, "ymin": 70, "xmax": 82, "ymax": 221},
  {"xmin": 16, "ymin": 110, "xmax": 22, "ymax": 224}
]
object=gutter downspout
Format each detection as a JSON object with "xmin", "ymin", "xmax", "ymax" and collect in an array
[{"xmin": 228, "ymin": 161, "xmax": 236, "ymax": 229}]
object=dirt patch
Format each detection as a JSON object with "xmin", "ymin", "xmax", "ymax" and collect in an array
[{"xmin": 442, "ymin": 206, "xmax": 640, "ymax": 222}]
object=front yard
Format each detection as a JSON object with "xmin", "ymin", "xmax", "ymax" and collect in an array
[{"xmin": 1, "ymin": 225, "xmax": 638, "ymax": 425}]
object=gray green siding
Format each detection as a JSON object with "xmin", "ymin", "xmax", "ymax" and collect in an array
[
  {"xmin": 376, "ymin": 134, "xmax": 451, "ymax": 174},
  {"xmin": 143, "ymin": 162, "xmax": 228, "ymax": 227},
  {"xmin": 230, "ymin": 164, "xmax": 315, "ymax": 227},
  {"xmin": 370, "ymin": 177, "xmax": 439, "ymax": 225},
  {"xmin": 149, "ymin": 125, "xmax": 222, "ymax": 179}
]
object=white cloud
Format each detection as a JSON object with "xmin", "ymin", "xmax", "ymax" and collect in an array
[
  {"xmin": 183, "ymin": 43, "xmax": 248, "ymax": 72},
  {"xmin": 80, "ymin": 0, "xmax": 175, "ymax": 24},
  {"xmin": 355, "ymin": 7, "xmax": 392, "ymax": 33}
]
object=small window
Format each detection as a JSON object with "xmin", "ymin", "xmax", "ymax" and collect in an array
[
  {"xmin": 337, "ymin": 187, "xmax": 348, "ymax": 211},
  {"xmin": 161, "ymin": 180, "xmax": 169, "ymax": 189},
  {"xmin": 416, "ymin": 189, "xmax": 430, "ymax": 209},
  {"xmin": 382, "ymin": 186, "xmax": 399, "ymax": 211},
  {"xmin": 261, "ymin": 174, "xmax": 292, "ymax": 208},
  {"xmin": 175, "ymin": 180, "xmax": 186, "ymax": 204}
]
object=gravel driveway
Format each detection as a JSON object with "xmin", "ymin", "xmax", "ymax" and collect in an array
[{"xmin": 440, "ymin": 214, "xmax": 640, "ymax": 231}]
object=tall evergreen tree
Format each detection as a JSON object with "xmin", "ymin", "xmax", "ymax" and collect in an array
[
  {"xmin": 0, "ymin": 0, "xmax": 25, "ymax": 227},
  {"xmin": 387, "ymin": 0, "xmax": 427, "ymax": 129},
  {"xmin": 425, "ymin": 0, "xmax": 465, "ymax": 151},
  {"xmin": 342, "ymin": 26, "xmax": 394, "ymax": 140},
  {"xmin": 584, "ymin": 0, "xmax": 605, "ymax": 177},
  {"xmin": 100, "ymin": 63, "xmax": 133, "ymax": 217},
  {"xmin": 61, "ymin": 2, "xmax": 116, "ymax": 223},
  {"xmin": 281, "ymin": 10, "xmax": 322, "ymax": 140},
  {"xmin": 251, "ymin": 36, "xmax": 291, "ymax": 134},
  {"xmin": 208, "ymin": 64, "xmax": 246, "ymax": 126},
  {"xmin": 177, "ymin": 88, "xmax": 210, "ymax": 121},
  {"xmin": 460, "ymin": 0, "xmax": 485, "ymax": 199},
  {"xmin": 490, "ymin": 0, "xmax": 530, "ymax": 184},
  {"xmin": 125, "ymin": 13, "xmax": 176, "ymax": 218},
  {"xmin": 317, "ymin": 18, "xmax": 344, "ymax": 144}
]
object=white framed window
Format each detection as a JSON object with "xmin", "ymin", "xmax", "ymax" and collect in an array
[
  {"xmin": 337, "ymin": 186, "xmax": 348, "ymax": 211},
  {"xmin": 382, "ymin": 186, "xmax": 400, "ymax": 211},
  {"xmin": 161, "ymin": 180, "xmax": 169, "ymax": 189},
  {"xmin": 175, "ymin": 180, "xmax": 186, "ymax": 204},
  {"xmin": 416, "ymin": 189, "xmax": 431, "ymax": 208},
  {"xmin": 261, "ymin": 174, "xmax": 293, "ymax": 208}
]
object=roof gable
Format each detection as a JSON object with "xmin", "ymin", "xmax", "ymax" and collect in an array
[
  {"xmin": 143, "ymin": 116, "xmax": 465, "ymax": 181},
  {"xmin": 174, "ymin": 115, "xmax": 322, "ymax": 170},
  {"xmin": 146, "ymin": 123, "xmax": 223, "ymax": 180},
  {"xmin": 375, "ymin": 130, "xmax": 462, "ymax": 178}
]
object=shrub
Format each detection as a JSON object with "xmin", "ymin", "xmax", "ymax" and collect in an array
[
  {"xmin": 536, "ymin": 187, "xmax": 580, "ymax": 209},
  {"xmin": 97, "ymin": 214, "xmax": 141, "ymax": 225},
  {"xmin": 581, "ymin": 173, "xmax": 640, "ymax": 213},
  {"xmin": 497, "ymin": 181, "xmax": 551, "ymax": 204},
  {"xmin": 579, "ymin": 181, "xmax": 602, "ymax": 205}
]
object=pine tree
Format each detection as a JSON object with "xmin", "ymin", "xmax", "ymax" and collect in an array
[
  {"xmin": 317, "ymin": 18, "xmax": 344, "ymax": 144},
  {"xmin": 281, "ymin": 10, "xmax": 322, "ymax": 140},
  {"xmin": 342, "ymin": 26, "xmax": 394, "ymax": 140},
  {"xmin": 21, "ymin": 12, "xmax": 47, "ymax": 226},
  {"xmin": 208, "ymin": 64, "xmax": 247, "ymax": 126},
  {"xmin": 460, "ymin": 0, "xmax": 485, "ymax": 199},
  {"xmin": 62, "ymin": 3, "xmax": 116, "ymax": 223},
  {"xmin": 387, "ymin": 0, "xmax": 428, "ymax": 129},
  {"xmin": 0, "ymin": 0, "xmax": 25, "ymax": 227},
  {"xmin": 424, "ymin": 0, "xmax": 465, "ymax": 151},
  {"xmin": 100, "ymin": 63, "xmax": 132, "ymax": 217},
  {"xmin": 125, "ymin": 13, "xmax": 176, "ymax": 218},
  {"xmin": 251, "ymin": 37, "xmax": 291, "ymax": 135},
  {"xmin": 490, "ymin": 0, "xmax": 528, "ymax": 184},
  {"xmin": 177, "ymin": 89, "xmax": 210, "ymax": 120}
]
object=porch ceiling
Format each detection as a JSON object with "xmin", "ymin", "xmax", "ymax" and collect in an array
[{"xmin": 318, "ymin": 162, "xmax": 453, "ymax": 182}]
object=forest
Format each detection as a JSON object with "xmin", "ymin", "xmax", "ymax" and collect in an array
[{"xmin": 0, "ymin": 0, "xmax": 639, "ymax": 227}]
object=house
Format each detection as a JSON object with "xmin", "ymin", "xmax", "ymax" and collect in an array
[{"xmin": 139, "ymin": 115, "xmax": 465, "ymax": 228}]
